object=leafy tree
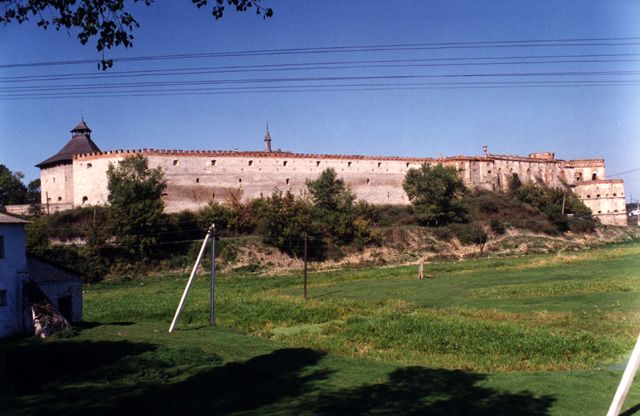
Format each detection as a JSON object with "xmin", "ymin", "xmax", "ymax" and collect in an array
[
  {"xmin": 1, "ymin": 0, "xmax": 273, "ymax": 69},
  {"xmin": 27, "ymin": 179, "xmax": 41, "ymax": 204},
  {"xmin": 25, "ymin": 216, "xmax": 51, "ymax": 254},
  {"xmin": 254, "ymin": 190, "xmax": 317, "ymax": 257},
  {"xmin": 403, "ymin": 163, "xmax": 469, "ymax": 226},
  {"xmin": 107, "ymin": 154, "xmax": 166, "ymax": 261},
  {"xmin": 306, "ymin": 168, "xmax": 359, "ymax": 244},
  {"xmin": 0, "ymin": 164, "xmax": 29, "ymax": 205}
]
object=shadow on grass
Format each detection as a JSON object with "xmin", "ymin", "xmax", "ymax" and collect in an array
[
  {"xmin": 1, "ymin": 340, "xmax": 556, "ymax": 416},
  {"xmin": 306, "ymin": 366, "xmax": 555, "ymax": 416}
]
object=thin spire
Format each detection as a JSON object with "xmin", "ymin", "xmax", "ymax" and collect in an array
[{"xmin": 264, "ymin": 123, "xmax": 272, "ymax": 153}]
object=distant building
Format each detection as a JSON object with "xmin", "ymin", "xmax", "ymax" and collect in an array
[{"xmin": 36, "ymin": 120, "xmax": 628, "ymax": 226}]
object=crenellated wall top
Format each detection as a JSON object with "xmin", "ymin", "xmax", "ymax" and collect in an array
[
  {"xmin": 71, "ymin": 148, "xmax": 490, "ymax": 164},
  {"xmin": 560, "ymin": 159, "xmax": 605, "ymax": 168}
]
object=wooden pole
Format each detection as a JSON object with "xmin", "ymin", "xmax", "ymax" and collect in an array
[
  {"xmin": 303, "ymin": 232, "xmax": 308, "ymax": 300},
  {"xmin": 607, "ymin": 331, "xmax": 640, "ymax": 416},
  {"xmin": 169, "ymin": 224, "xmax": 213, "ymax": 333},
  {"xmin": 210, "ymin": 223, "xmax": 216, "ymax": 326}
]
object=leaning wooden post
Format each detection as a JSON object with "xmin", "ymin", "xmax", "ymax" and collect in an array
[
  {"xmin": 169, "ymin": 224, "xmax": 214, "ymax": 333},
  {"xmin": 607, "ymin": 331, "xmax": 640, "ymax": 416}
]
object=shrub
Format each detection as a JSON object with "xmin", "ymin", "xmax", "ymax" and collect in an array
[{"xmin": 490, "ymin": 219, "xmax": 506, "ymax": 235}]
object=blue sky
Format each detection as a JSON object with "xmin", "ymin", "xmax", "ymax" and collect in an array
[{"xmin": 1, "ymin": 1, "xmax": 639, "ymax": 201}]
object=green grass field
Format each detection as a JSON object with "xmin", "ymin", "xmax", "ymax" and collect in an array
[{"xmin": 2, "ymin": 241, "xmax": 640, "ymax": 415}]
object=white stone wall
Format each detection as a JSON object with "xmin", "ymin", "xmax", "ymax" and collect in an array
[
  {"xmin": 40, "ymin": 163, "xmax": 74, "ymax": 205},
  {"xmin": 572, "ymin": 180, "xmax": 627, "ymax": 225},
  {"xmin": 43, "ymin": 148, "xmax": 628, "ymax": 226}
]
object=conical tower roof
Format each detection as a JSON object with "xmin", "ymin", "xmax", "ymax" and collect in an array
[{"xmin": 36, "ymin": 120, "xmax": 101, "ymax": 168}]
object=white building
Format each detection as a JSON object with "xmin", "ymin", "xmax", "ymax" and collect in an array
[{"xmin": 0, "ymin": 213, "xmax": 29, "ymax": 337}]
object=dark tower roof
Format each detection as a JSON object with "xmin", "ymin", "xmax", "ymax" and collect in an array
[
  {"xmin": 264, "ymin": 124, "xmax": 272, "ymax": 153},
  {"xmin": 36, "ymin": 120, "xmax": 101, "ymax": 168}
]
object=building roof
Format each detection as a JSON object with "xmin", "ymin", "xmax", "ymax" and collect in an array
[
  {"xmin": 71, "ymin": 120, "xmax": 92, "ymax": 133},
  {"xmin": 36, "ymin": 121, "xmax": 101, "ymax": 168},
  {"xmin": 0, "ymin": 212, "xmax": 29, "ymax": 224}
]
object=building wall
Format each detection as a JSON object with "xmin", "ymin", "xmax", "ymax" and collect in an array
[
  {"xmin": 572, "ymin": 180, "xmax": 627, "ymax": 226},
  {"xmin": 0, "ymin": 223, "xmax": 28, "ymax": 338},
  {"xmin": 27, "ymin": 258, "xmax": 83, "ymax": 323},
  {"xmin": 37, "ymin": 147, "xmax": 628, "ymax": 226},
  {"xmin": 40, "ymin": 163, "xmax": 74, "ymax": 205}
]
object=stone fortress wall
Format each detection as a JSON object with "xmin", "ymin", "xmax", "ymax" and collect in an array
[{"xmin": 40, "ymin": 144, "xmax": 628, "ymax": 226}]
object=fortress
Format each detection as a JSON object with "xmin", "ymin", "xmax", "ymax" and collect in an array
[{"xmin": 36, "ymin": 120, "xmax": 628, "ymax": 226}]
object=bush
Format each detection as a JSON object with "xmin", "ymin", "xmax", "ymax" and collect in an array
[{"xmin": 490, "ymin": 219, "xmax": 506, "ymax": 235}]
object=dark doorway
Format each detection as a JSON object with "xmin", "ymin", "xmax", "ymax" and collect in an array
[{"xmin": 58, "ymin": 296, "xmax": 73, "ymax": 321}]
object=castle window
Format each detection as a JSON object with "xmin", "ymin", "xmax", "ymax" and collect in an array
[
  {"xmin": 587, "ymin": 195, "xmax": 591, "ymax": 198},
  {"xmin": 162, "ymin": 193, "xmax": 168, "ymax": 197},
  {"xmin": 58, "ymin": 197, "xmax": 62, "ymax": 201},
  {"xmin": 592, "ymin": 173, "xmax": 597, "ymax": 180},
  {"xmin": 283, "ymin": 161, "xmax": 287, "ymax": 167},
  {"xmin": 173, "ymin": 160, "xmax": 178, "ymax": 166},
  {"xmin": 212, "ymin": 193, "xmax": 215, "ymax": 199},
  {"xmin": 406, "ymin": 163, "xmax": 410, "ymax": 167},
  {"xmin": 87, "ymin": 163, "xmax": 92, "ymax": 169},
  {"xmin": 378, "ymin": 162, "xmax": 382, "ymax": 168},
  {"xmin": 82, "ymin": 196, "xmax": 88, "ymax": 204},
  {"xmin": 196, "ymin": 178, "xmax": 200, "ymax": 183},
  {"xmin": 348, "ymin": 162, "xmax": 352, "ymax": 167},
  {"xmin": 316, "ymin": 161, "xmax": 321, "ymax": 167},
  {"xmin": 248, "ymin": 160, "xmax": 253, "ymax": 166},
  {"xmin": 614, "ymin": 193, "xmax": 617, "ymax": 197},
  {"xmin": 597, "ymin": 194, "xmax": 601, "ymax": 198},
  {"xmin": 367, "ymin": 178, "xmax": 370, "ymax": 184},
  {"xmin": 286, "ymin": 178, "xmax": 290, "ymax": 185},
  {"xmin": 211, "ymin": 160, "xmax": 216, "ymax": 166},
  {"xmin": 239, "ymin": 178, "xmax": 242, "ymax": 183}
]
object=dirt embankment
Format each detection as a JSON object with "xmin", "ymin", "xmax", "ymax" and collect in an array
[{"xmin": 216, "ymin": 226, "xmax": 640, "ymax": 275}]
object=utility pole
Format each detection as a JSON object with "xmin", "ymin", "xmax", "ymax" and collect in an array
[
  {"xmin": 210, "ymin": 223, "xmax": 216, "ymax": 326},
  {"xmin": 303, "ymin": 232, "xmax": 308, "ymax": 300}
]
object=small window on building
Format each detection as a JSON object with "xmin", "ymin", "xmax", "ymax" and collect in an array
[
  {"xmin": 196, "ymin": 178, "xmax": 200, "ymax": 183},
  {"xmin": 248, "ymin": 160, "xmax": 253, "ymax": 166},
  {"xmin": 597, "ymin": 194, "xmax": 601, "ymax": 198},
  {"xmin": 0, "ymin": 235, "xmax": 4, "ymax": 259},
  {"xmin": 592, "ymin": 173, "xmax": 597, "ymax": 180},
  {"xmin": 366, "ymin": 178, "xmax": 370, "ymax": 184},
  {"xmin": 348, "ymin": 162, "xmax": 352, "ymax": 167},
  {"xmin": 212, "ymin": 193, "xmax": 215, "ymax": 199},
  {"xmin": 53, "ymin": 177, "xmax": 56, "ymax": 183},
  {"xmin": 87, "ymin": 163, "xmax": 92, "ymax": 169},
  {"xmin": 283, "ymin": 161, "xmax": 288, "ymax": 167},
  {"xmin": 614, "ymin": 193, "xmax": 617, "ymax": 197},
  {"xmin": 316, "ymin": 161, "xmax": 321, "ymax": 167},
  {"xmin": 406, "ymin": 163, "xmax": 410, "ymax": 167},
  {"xmin": 82, "ymin": 196, "xmax": 88, "ymax": 204},
  {"xmin": 378, "ymin": 162, "xmax": 382, "ymax": 168},
  {"xmin": 587, "ymin": 195, "xmax": 591, "ymax": 198},
  {"xmin": 162, "ymin": 193, "xmax": 168, "ymax": 197},
  {"xmin": 173, "ymin": 160, "xmax": 178, "ymax": 166},
  {"xmin": 58, "ymin": 197, "xmax": 62, "ymax": 202},
  {"xmin": 239, "ymin": 178, "xmax": 242, "ymax": 183},
  {"xmin": 211, "ymin": 160, "xmax": 216, "ymax": 166},
  {"xmin": 0, "ymin": 290, "xmax": 7, "ymax": 307},
  {"xmin": 286, "ymin": 178, "xmax": 290, "ymax": 185}
]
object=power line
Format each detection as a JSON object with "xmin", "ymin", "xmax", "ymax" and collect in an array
[{"xmin": 2, "ymin": 36, "xmax": 639, "ymax": 69}]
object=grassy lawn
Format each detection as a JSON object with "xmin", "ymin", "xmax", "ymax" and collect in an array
[{"xmin": 2, "ymin": 241, "xmax": 640, "ymax": 415}]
